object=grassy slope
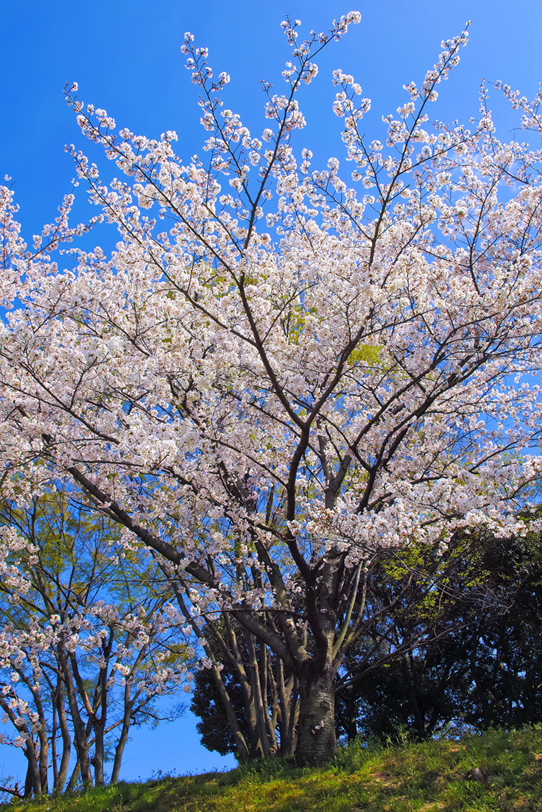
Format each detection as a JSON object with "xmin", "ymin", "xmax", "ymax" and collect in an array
[{"xmin": 3, "ymin": 727, "xmax": 542, "ymax": 812}]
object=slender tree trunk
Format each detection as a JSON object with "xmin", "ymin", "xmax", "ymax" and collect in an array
[
  {"xmin": 51, "ymin": 693, "xmax": 59, "ymax": 788},
  {"xmin": 274, "ymin": 658, "xmax": 296, "ymax": 756},
  {"xmin": 295, "ymin": 660, "xmax": 336, "ymax": 766},
  {"xmin": 37, "ymin": 732, "xmax": 49, "ymax": 795},
  {"xmin": 71, "ymin": 717, "xmax": 92, "ymax": 787},
  {"xmin": 247, "ymin": 632, "xmax": 272, "ymax": 757},
  {"xmin": 54, "ymin": 686, "xmax": 71, "ymax": 794},
  {"xmin": 287, "ymin": 676, "xmax": 300, "ymax": 755},
  {"xmin": 224, "ymin": 621, "xmax": 262, "ymax": 759},
  {"xmin": 338, "ymin": 686, "xmax": 358, "ymax": 742},
  {"xmin": 259, "ymin": 639, "xmax": 279, "ymax": 752},
  {"xmin": 402, "ymin": 655, "xmax": 425, "ymax": 740},
  {"xmin": 23, "ymin": 745, "xmax": 41, "ymax": 797},
  {"xmin": 209, "ymin": 662, "xmax": 251, "ymax": 762},
  {"xmin": 284, "ymin": 683, "xmax": 299, "ymax": 755},
  {"xmin": 264, "ymin": 654, "xmax": 281, "ymax": 755},
  {"xmin": 93, "ymin": 641, "xmax": 112, "ymax": 786},
  {"xmin": 93, "ymin": 722, "xmax": 105, "ymax": 786},
  {"xmin": 110, "ymin": 700, "xmax": 134, "ymax": 784},
  {"xmin": 171, "ymin": 578, "xmax": 253, "ymax": 761},
  {"xmin": 57, "ymin": 643, "xmax": 93, "ymax": 788},
  {"xmin": 92, "ymin": 676, "xmax": 106, "ymax": 786},
  {"xmin": 65, "ymin": 760, "xmax": 80, "ymax": 793},
  {"xmin": 33, "ymin": 702, "xmax": 49, "ymax": 794}
]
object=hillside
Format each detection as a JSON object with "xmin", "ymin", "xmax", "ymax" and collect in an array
[{"xmin": 2, "ymin": 727, "xmax": 542, "ymax": 811}]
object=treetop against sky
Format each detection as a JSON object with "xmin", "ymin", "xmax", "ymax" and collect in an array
[{"xmin": 1, "ymin": 0, "xmax": 541, "ymax": 235}]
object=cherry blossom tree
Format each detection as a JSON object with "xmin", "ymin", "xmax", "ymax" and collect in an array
[
  {"xmin": 0, "ymin": 494, "xmax": 192, "ymax": 795},
  {"xmin": 1, "ymin": 12, "xmax": 542, "ymax": 765}
]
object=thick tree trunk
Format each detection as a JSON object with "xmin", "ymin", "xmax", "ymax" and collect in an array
[{"xmin": 295, "ymin": 661, "xmax": 336, "ymax": 767}]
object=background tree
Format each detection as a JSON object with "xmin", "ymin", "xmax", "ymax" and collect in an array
[
  {"xmin": 1, "ymin": 13, "xmax": 542, "ymax": 767},
  {"xmin": 336, "ymin": 528, "xmax": 542, "ymax": 742},
  {"xmin": 0, "ymin": 493, "xmax": 192, "ymax": 796}
]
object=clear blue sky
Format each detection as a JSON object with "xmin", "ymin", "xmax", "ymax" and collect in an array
[{"xmin": 1, "ymin": 0, "xmax": 541, "ymax": 785}]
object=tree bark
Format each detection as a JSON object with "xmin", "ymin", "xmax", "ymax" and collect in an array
[{"xmin": 295, "ymin": 660, "xmax": 336, "ymax": 767}]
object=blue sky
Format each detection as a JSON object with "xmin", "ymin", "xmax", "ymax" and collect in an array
[{"xmin": 1, "ymin": 0, "xmax": 542, "ymax": 786}]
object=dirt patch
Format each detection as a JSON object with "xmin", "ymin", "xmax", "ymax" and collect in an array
[{"xmin": 370, "ymin": 770, "xmax": 401, "ymax": 788}]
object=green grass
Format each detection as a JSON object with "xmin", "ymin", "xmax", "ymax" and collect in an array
[{"xmin": 3, "ymin": 726, "xmax": 542, "ymax": 812}]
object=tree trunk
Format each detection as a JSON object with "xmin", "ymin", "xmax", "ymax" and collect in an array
[
  {"xmin": 275, "ymin": 659, "xmax": 297, "ymax": 756},
  {"xmin": 338, "ymin": 686, "xmax": 358, "ymax": 743},
  {"xmin": 57, "ymin": 643, "xmax": 93, "ymax": 788},
  {"xmin": 286, "ymin": 676, "xmax": 300, "ymax": 756},
  {"xmin": 38, "ymin": 732, "xmax": 49, "ymax": 795},
  {"xmin": 53, "ymin": 686, "xmax": 71, "ymax": 794},
  {"xmin": 65, "ymin": 760, "xmax": 80, "ymax": 793},
  {"xmin": 247, "ymin": 632, "xmax": 273, "ymax": 757},
  {"xmin": 93, "ymin": 724, "xmax": 105, "ymax": 786},
  {"xmin": 402, "ymin": 654, "xmax": 425, "ymax": 740},
  {"xmin": 209, "ymin": 661, "xmax": 251, "ymax": 762},
  {"xmin": 23, "ymin": 746, "xmax": 41, "ymax": 797},
  {"xmin": 295, "ymin": 661, "xmax": 336, "ymax": 766},
  {"xmin": 224, "ymin": 621, "xmax": 263, "ymax": 759},
  {"xmin": 171, "ymin": 580, "xmax": 253, "ymax": 761},
  {"xmin": 111, "ymin": 703, "xmax": 133, "ymax": 784}
]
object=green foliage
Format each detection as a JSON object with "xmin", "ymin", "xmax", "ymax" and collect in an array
[
  {"xmin": 337, "ymin": 530, "xmax": 542, "ymax": 744},
  {"xmin": 346, "ymin": 344, "xmax": 382, "ymax": 366},
  {"xmin": 3, "ymin": 727, "xmax": 542, "ymax": 811}
]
